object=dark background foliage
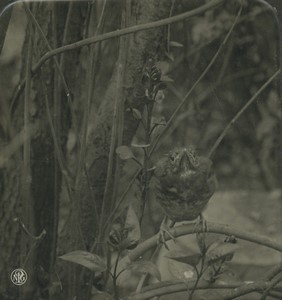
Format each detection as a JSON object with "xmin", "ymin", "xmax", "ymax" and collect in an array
[{"xmin": 0, "ymin": 0, "xmax": 280, "ymax": 299}]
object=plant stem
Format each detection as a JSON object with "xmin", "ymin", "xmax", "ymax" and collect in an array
[
  {"xmin": 11, "ymin": 0, "xmax": 224, "ymax": 111},
  {"xmin": 260, "ymin": 273, "xmax": 282, "ymax": 300},
  {"xmin": 140, "ymin": 103, "xmax": 153, "ymax": 223},
  {"xmin": 264, "ymin": 263, "xmax": 282, "ymax": 281},
  {"xmin": 122, "ymin": 221, "xmax": 282, "ymax": 266},
  {"xmin": 127, "ymin": 280, "xmax": 282, "ymax": 300},
  {"xmin": 149, "ymin": 4, "xmax": 242, "ymax": 156},
  {"xmin": 208, "ymin": 68, "xmax": 281, "ymax": 158},
  {"xmin": 188, "ymin": 252, "xmax": 206, "ymax": 300},
  {"xmin": 113, "ymin": 250, "xmax": 122, "ymax": 300}
]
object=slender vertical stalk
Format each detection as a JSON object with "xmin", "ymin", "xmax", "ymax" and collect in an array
[
  {"xmin": 149, "ymin": 5, "xmax": 242, "ymax": 156},
  {"xmin": 98, "ymin": 0, "xmax": 126, "ymax": 245},
  {"xmin": 188, "ymin": 255, "xmax": 206, "ymax": 300},
  {"xmin": 140, "ymin": 103, "xmax": 153, "ymax": 223},
  {"xmin": 76, "ymin": 0, "xmax": 108, "ymax": 228},
  {"xmin": 112, "ymin": 250, "xmax": 122, "ymax": 300},
  {"xmin": 208, "ymin": 68, "xmax": 281, "ymax": 158},
  {"xmin": 21, "ymin": 13, "xmax": 34, "ymax": 299}
]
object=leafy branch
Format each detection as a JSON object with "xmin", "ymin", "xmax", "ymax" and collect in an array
[
  {"xmin": 118, "ymin": 220, "xmax": 281, "ymax": 299},
  {"xmin": 122, "ymin": 221, "xmax": 282, "ymax": 266},
  {"xmin": 126, "ymin": 279, "xmax": 282, "ymax": 300}
]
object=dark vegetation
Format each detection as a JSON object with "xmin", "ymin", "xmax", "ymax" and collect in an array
[{"xmin": 0, "ymin": 0, "xmax": 281, "ymax": 299}]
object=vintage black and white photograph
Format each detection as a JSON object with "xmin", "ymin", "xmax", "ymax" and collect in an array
[{"xmin": 0, "ymin": 0, "xmax": 281, "ymax": 299}]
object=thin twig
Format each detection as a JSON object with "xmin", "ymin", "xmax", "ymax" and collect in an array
[
  {"xmin": 99, "ymin": 7, "xmax": 127, "ymax": 241},
  {"xmin": 127, "ymin": 280, "xmax": 282, "ymax": 300},
  {"xmin": 149, "ymin": 4, "xmax": 242, "ymax": 156},
  {"xmin": 111, "ymin": 0, "xmax": 128, "ymax": 214},
  {"xmin": 265, "ymin": 263, "xmax": 282, "ymax": 281},
  {"xmin": 11, "ymin": 0, "xmax": 224, "ymax": 108},
  {"xmin": 260, "ymin": 273, "xmax": 282, "ymax": 300},
  {"xmin": 109, "ymin": 4, "xmax": 242, "ymax": 212},
  {"xmin": 0, "ymin": 123, "xmax": 37, "ymax": 168},
  {"xmin": 21, "ymin": 15, "xmax": 34, "ymax": 269},
  {"xmin": 224, "ymin": 280, "xmax": 282, "ymax": 300},
  {"xmin": 41, "ymin": 77, "xmax": 73, "ymax": 181},
  {"xmin": 23, "ymin": 4, "xmax": 72, "ymax": 109},
  {"xmin": 208, "ymin": 68, "xmax": 281, "ymax": 158},
  {"xmin": 167, "ymin": 0, "xmax": 176, "ymax": 53},
  {"xmin": 76, "ymin": 0, "xmax": 107, "ymax": 186},
  {"xmin": 113, "ymin": 250, "xmax": 122, "ymax": 300},
  {"xmin": 104, "ymin": 169, "xmax": 140, "ymax": 226},
  {"xmin": 14, "ymin": 217, "xmax": 46, "ymax": 241},
  {"xmin": 120, "ymin": 221, "xmax": 282, "ymax": 267},
  {"xmin": 76, "ymin": 0, "xmax": 108, "ymax": 234},
  {"xmin": 188, "ymin": 253, "xmax": 206, "ymax": 300},
  {"xmin": 34, "ymin": 0, "xmax": 223, "ymax": 70}
]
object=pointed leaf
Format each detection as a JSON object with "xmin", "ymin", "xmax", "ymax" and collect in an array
[
  {"xmin": 126, "ymin": 261, "xmax": 161, "ymax": 281},
  {"xmin": 155, "ymin": 61, "xmax": 170, "ymax": 75},
  {"xmin": 160, "ymin": 75, "xmax": 174, "ymax": 83},
  {"xmin": 169, "ymin": 41, "xmax": 184, "ymax": 48},
  {"xmin": 59, "ymin": 251, "xmax": 106, "ymax": 272},
  {"xmin": 109, "ymin": 223, "xmax": 123, "ymax": 247},
  {"xmin": 196, "ymin": 232, "xmax": 206, "ymax": 254},
  {"xmin": 132, "ymin": 108, "xmax": 142, "ymax": 120},
  {"xmin": 207, "ymin": 240, "xmax": 240, "ymax": 265},
  {"xmin": 169, "ymin": 254, "xmax": 202, "ymax": 267},
  {"xmin": 167, "ymin": 259, "xmax": 195, "ymax": 282},
  {"xmin": 116, "ymin": 146, "xmax": 134, "ymax": 160},
  {"xmin": 123, "ymin": 205, "xmax": 141, "ymax": 249},
  {"xmin": 165, "ymin": 52, "xmax": 174, "ymax": 61},
  {"xmin": 131, "ymin": 143, "xmax": 150, "ymax": 148},
  {"xmin": 154, "ymin": 82, "xmax": 167, "ymax": 91},
  {"xmin": 166, "ymin": 250, "xmax": 201, "ymax": 267}
]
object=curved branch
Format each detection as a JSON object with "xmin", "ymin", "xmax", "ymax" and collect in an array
[
  {"xmin": 127, "ymin": 279, "xmax": 282, "ymax": 300},
  {"xmin": 122, "ymin": 221, "xmax": 282, "ymax": 266},
  {"xmin": 33, "ymin": 0, "xmax": 223, "ymax": 71},
  {"xmin": 208, "ymin": 68, "xmax": 281, "ymax": 157},
  {"xmin": 224, "ymin": 279, "xmax": 282, "ymax": 300},
  {"xmin": 11, "ymin": 0, "xmax": 224, "ymax": 106},
  {"xmin": 260, "ymin": 273, "xmax": 282, "ymax": 300},
  {"xmin": 264, "ymin": 263, "xmax": 282, "ymax": 281}
]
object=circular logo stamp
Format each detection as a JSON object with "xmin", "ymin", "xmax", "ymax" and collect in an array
[{"xmin": 10, "ymin": 269, "xmax": 27, "ymax": 286}]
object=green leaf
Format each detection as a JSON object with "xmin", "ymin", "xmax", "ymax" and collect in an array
[
  {"xmin": 160, "ymin": 75, "xmax": 174, "ymax": 83},
  {"xmin": 132, "ymin": 108, "xmax": 142, "ymax": 120},
  {"xmin": 123, "ymin": 205, "xmax": 141, "ymax": 249},
  {"xmin": 156, "ymin": 61, "xmax": 170, "ymax": 75},
  {"xmin": 196, "ymin": 232, "xmax": 206, "ymax": 254},
  {"xmin": 154, "ymin": 82, "xmax": 167, "ymax": 91},
  {"xmin": 166, "ymin": 250, "xmax": 201, "ymax": 267},
  {"xmin": 167, "ymin": 259, "xmax": 195, "ymax": 281},
  {"xmin": 169, "ymin": 41, "xmax": 184, "ymax": 48},
  {"xmin": 116, "ymin": 146, "xmax": 134, "ymax": 160},
  {"xmin": 207, "ymin": 240, "xmax": 240, "ymax": 266},
  {"xmin": 131, "ymin": 143, "xmax": 150, "ymax": 148},
  {"xmin": 126, "ymin": 261, "xmax": 161, "ymax": 281},
  {"xmin": 165, "ymin": 52, "xmax": 174, "ymax": 61},
  {"xmin": 59, "ymin": 251, "xmax": 106, "ymax": 272}
]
